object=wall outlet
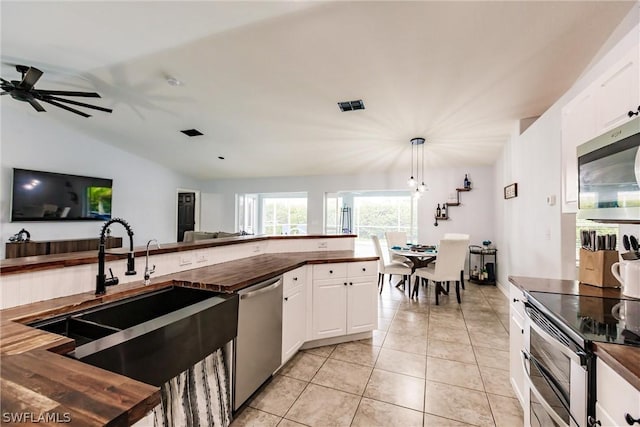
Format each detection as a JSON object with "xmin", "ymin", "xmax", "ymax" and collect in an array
[
  {"xmin": 195, "ymin": 252, "xmax": 207, "ymax": 263},
  {"xmin": 318, "ymin": 240, "xmax": 328, "ymax": 249},
  {"xmin": 179, "ymin": 254, "xmax": 193, "ymax": 266}
]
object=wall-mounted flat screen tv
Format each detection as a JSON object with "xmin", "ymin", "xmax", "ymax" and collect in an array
[{"xmin": 11, "ymin": 168, "xmax": 113, "ymax": 222}]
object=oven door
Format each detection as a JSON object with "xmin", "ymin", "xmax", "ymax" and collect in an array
[{"xmin": 523, "ymin": 305, "xmax": 588, "ymax": 427}]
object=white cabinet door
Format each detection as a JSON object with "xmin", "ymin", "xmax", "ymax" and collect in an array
[
  {"xmin": 595, "ymin": 358, "xmax": 640, "ymax": 427},
  {"xmin": 282, "ymin": 284, "xmax": 306, "ymax": 364},
  {"xmin": 561, "ymin": 90, "xmax": 597, "ymax": 213},
  {"xmin": 312, "ymin": 279, "xmax": 347, "ymax": 339},
  {"xmin": 509, "ymin": 284, "xmax": 527, "ymax": 408},
  {"xmin": 595, "ymin": 47, "xmax": 640, "ymax": 134},
  {"xmin": 346, "ymin": 278, "xmax": 378, "ymax": 334}
]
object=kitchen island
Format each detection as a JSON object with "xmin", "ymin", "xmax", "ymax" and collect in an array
[{"xmin": 0, "ymin": 234, "xmax": 377, "ymax": 426}]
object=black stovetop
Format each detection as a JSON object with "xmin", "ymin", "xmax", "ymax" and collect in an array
[{"xmin": 527, "ymin": 291, "xmax": 640, "ymax": 347}]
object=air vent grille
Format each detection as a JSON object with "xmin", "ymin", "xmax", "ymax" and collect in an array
[
  {"xmin": 180, "ymin": 129, "xmax": 203, "ymax": 137},
  {"xmin": 338, "ymin": 99, "xmax": 365, "ymax": 112}
]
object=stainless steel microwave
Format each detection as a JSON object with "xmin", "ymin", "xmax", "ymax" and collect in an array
[{"xmin": 577, "ymin": 116, "xmax": 640, "ymax": 223}]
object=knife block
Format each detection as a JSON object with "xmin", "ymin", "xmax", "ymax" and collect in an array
[{"xmin": 579, "ymin": 249, "xmax": 621, "ymax": 288}]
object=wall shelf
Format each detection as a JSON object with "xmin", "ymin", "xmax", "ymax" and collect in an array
[{"xmin": 434, "ymin": 184, "xmax": 472, "ymax": 226}]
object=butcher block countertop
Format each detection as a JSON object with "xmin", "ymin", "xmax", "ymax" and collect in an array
[
  {"xmin": 509, "ymin": 276, "xmax": 640, "ymax": 391},
  {"xmin": 0, "ymin": 250, "xmax": 376, "ymax": 426}
]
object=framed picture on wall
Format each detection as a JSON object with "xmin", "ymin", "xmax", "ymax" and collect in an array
[{"xmin": 504, "ymin": 183, "xmax": 518, "ymax": 199}]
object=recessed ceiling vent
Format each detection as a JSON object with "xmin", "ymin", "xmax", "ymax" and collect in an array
[
  {"xmin": 338, "ymin": 99, "xmax": 365, "ymax": 112},
  {"xmin": 180, "ymin": 129, "xmax": 203, "ymax": 137}
]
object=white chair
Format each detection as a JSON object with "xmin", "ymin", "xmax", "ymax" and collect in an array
[
  {"xmin": 443, "ymin": 233, "xmax": 469, "ymax": 289},
  {"xmin": 384, "ymin": 231, "xmax": 413, "ymax": 267},
  {"xmin": 372, "ymin": 235, "xmax": 413, "ymax": 294},
  {"xmin": 412, "ymin": 238, "xmax": 469, "ymax": 304}
]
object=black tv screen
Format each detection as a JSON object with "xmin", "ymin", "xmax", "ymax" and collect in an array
[{"xmin": 11, "ymin": 168, "xmax": 113, "ymax": 222}]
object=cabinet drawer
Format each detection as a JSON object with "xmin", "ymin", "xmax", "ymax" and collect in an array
[
  {"xmin": 596, "ymin": 358, "xmax": 640, "ymax": 427},
  {"xmin": 347, "ymin": 261, "xmax": 377, "ymax": 278},
  {"xmin": 283, "ymin": 266, "xmax": 306, "ymax": 295},
  {"xmin": 313, "ymin": 263, "xmax": 347, "ymax": 280},
  {"xmin": 510, "ymin": 283, "xmax": 526, "ymax": 319}
]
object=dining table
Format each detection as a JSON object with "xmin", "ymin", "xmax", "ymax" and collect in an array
[{"xmin": 389, "ymin": 245, "xmax": 438, "ymax": 297}]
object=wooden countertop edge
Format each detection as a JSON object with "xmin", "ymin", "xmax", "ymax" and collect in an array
[
  {"xmin": 0, "ymin": 234, "xmax": 357, "ymax": 275},
  {"xmin": 0, "ymin": 251, "xmax": 375, "ymax": 426},
  {"xmin": 508, "ymin": 275, "xmax": 640, "ymax": 391}
]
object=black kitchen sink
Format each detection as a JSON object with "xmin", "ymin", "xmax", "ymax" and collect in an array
[
  {"xmin": 29, "ymin": 286, "xmax": 239, "ymax": 387},
  {"xmin": 32, "ymin": 316, "xmax": 120, "ymax": 347}
]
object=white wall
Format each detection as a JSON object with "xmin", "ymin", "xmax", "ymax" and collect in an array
[
  {"xmin": 495, "ymin": 6, "xmax": 640, "ymax": 288},
  {"xmin": 201, "ymin": 166, "xmax": 495, "ymax": 247},
  {"xmin": 1, "ymin": 107, "xmax": 201, "ymax": 258}
]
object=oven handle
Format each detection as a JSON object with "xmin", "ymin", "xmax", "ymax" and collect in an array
[
  {"xmin": 525, "ymin": 304, "xmax": 586, "ymax": 366},
  {"xmin": 521, "ymin": 350, "xmax": 580, "ymax": 427}
]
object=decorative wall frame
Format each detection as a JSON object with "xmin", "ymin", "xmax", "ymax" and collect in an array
[{"xmin": 504, "ymin": 183, "xmax": 518, "ymax": 199}]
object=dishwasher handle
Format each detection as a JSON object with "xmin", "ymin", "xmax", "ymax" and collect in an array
[{"xmin": 240, "ymin": 277, "xmax": 282, "ymax": 299}]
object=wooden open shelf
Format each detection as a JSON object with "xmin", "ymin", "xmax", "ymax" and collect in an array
[{"xmin": 434, "ymin": 184, "xmax": 472, "ymax": 226}]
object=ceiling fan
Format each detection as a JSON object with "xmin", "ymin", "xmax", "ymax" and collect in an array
[{"xmin": 0, "ymin": 65, "xmax": 112, "ymax": 118}]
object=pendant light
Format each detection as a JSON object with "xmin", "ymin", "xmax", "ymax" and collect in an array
[{"xmin": 408, "ymin": 137, "xmax": 426, "ymax": 193}]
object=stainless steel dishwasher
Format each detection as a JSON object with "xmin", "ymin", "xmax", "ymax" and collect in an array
[{"xmin": 234, "ymin": 275, "xmax": 283, "ymax": 410}]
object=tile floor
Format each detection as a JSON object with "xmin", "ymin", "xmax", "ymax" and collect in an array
[{"xmin": 231, "ymin": 279, "xmax": 523, "ymax": 427}]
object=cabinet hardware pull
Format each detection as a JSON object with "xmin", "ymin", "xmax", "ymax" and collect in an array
[
  {"xmin": 329, "ymin": 270, "xmax": 333, "ymax": 274},
  {"xmin": 513, "ymin": 298, "xmax": 520, "ymax": 303},
  {"xmin": 362, "ymin": 268, "xmax": 366, "ymax": 271},
  {"xmin": 349, "ymin": 282, "xmax": 353, "ymax": 286},
  {"xmin": 625, "ymin": 413, "xmax": 640, "ymax": 425},
  {"xmin": 344, "ymin": 282, "xmax": 347, "ymax": 286},
  {"xmin": 284, "ymin": 297, "xmax": 288, "ymax": 301},
  {"xmin": 293, "ymin": 277, "xmax": 298, "ymax": 281},
  {"xmin": 587, "ymin": 416, "xmax": 601, "ymax": 426}
]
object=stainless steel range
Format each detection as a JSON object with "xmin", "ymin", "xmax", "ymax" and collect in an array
[{"xmin": 523, "ymin": 292, "xmax": 640, "ymax": 427}]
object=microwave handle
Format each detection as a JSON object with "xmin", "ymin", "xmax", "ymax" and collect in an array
[{"xmin": 521, "ymin": 350, "xmax": 572, "ymax": 427}]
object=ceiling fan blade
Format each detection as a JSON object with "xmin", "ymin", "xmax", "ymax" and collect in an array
[
  {"xmin": 17, "ymin": 67, "xmax": 43, "ymax": 91},
  {"xmin": 43, "ymin": 95, "xmax": 112, "ymax": 113},
  {"xmin": 40, "ymin": 98, "xmax": 91, "ymax": 118},
  {"xmin": 36, "ymin": 90, "xmax": 100, "ymax": 98},
  {"xmin": 27, "ymin": 98, "xmax": 46, "ymax": 112}
]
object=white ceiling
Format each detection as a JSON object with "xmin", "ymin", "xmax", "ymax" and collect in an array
[{"xmin": 1, "ymin": 1, "xmax": 635, "ymax": 180}]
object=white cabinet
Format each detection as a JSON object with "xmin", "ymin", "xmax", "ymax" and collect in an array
[
  {"xmin": 594, "ymin": 357, "xmax": 640, "ymax": 427},
  {"xmin": 282, "ymin": 267, "xmax": 307, "ymax": 364},
  {"xmin": 560, "ymin": 46, "xmax": 640, "ymax": 213},
  {"xmin": 509, "ymin": 283, "xmax": 528, "ymax": 407},
  {"xmin": 312, "ymin": 262, "xmax": 377, "ymax": 340}
]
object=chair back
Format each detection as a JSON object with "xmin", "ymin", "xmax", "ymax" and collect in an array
[
  {"xmin": 371, "ymin": 235, "xmax": 387, "ymax": 270},
  {"xmin": 444, "ymin": 233, "xmax": 470, "ymax": 240},
  {"xmin": 385, "ymin": 231, "xmax": 407, "ymax": 248},
  {"xmin": 434, "ymin": 238, "xmax": 469, "ymax": 279}
]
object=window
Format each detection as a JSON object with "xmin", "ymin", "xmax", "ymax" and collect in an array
[{"xmin": 237, "ymin": 193, "xmax": 308, "ymax": 236}]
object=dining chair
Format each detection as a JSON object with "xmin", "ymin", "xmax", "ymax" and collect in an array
[
  {"xmin": 412, "ymin": 238, "xmax": 469, "ymax": 304},
  {"xmin": 384, "ymin": 231, "xmax": 413, "ymax": 267},
  {"xmin": 371, "ymin": 235, "xmax": 413, "ymax": 294},
  {"xmin": 443, "ymin": 233, "xmax": 469, "ymax": 289}
]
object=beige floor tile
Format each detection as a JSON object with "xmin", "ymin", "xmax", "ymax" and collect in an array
[
  {"xmin": 375, "ymin": 348, "xmax": 426, "ymax": 378},
  {"xmin": 231, "ymin": 407, "xmax": 281, "ymax": 427},
  {"xmin": 383, "ymin": 331, "xmax": 428, "ymax": 355},
  {"xmin": 331, "ymin": 341, "xmax": 381, "ymax": 367},
  {"xmin": 277, "ymin": 419, "xmax": 307, "ymax": 427},
  {"xmin": 388, "ymin": 317, "xmax": 429, "ymax": 337},
  {"xmin": 428, "ymin": 324, "xmax": 471, "ymax": 345},
  {"xmin": 352, "ymin": 397, "xmax": 423, "ymax": 427},
  {"xmin": 285, "ymin": 383, "xmax": 360, "ymax": 427},
  {"xmin": 469, "ymin": 330, "xmax": 509, "ymax": 351},
  {"xmin": 465, "ymin": 319, "xmax": 507, "ymax": 334},
  {"xmin": 303, "ymin": 344, "xmax": 335, "ymax": 358},
  {"xmin": 424, "ymin": 381, "xmax": 494, "ymax": 426},
  {"xmin": 363, "ymin": 369, "xmax": 425, "ymax": 411},
  {"xmin": 397, "ymin": 299, "xmax": 431, "ymax": 313},
  {"xmin": 379, "ymin": 307, "xmax": 397, "ymax": 320},
  {"xmin": 427, "ymin": 339, "xmax": 476, "ymax": 364},
  {"xmin": 487, "ymin": 393, "xmax": 524, "ymax": 427},
  {"xmin": 278, "ymin": 352, "xmax": 326, "ymax": 381},
  {"xmin": 423, "ymin": 413, "xmax": 475, "ymax": 426},
  {"xmin": 358, "ymin": 329, "xmax": 386, "ymax": 346},
  {"xmin": 248, "ymin": 375, "xmax": 308, "ymax": 417},
  {"xmin": 426, "ymin": 357, "xmax": 484, "ymax": 391},
  {"xmin": 395, "ymin": 310, "xmax": 429, "ymax": 322},
  {"xmin": 479, "ymin": 365, "xmax": 516, "ymax": 398},
  {"xmin": 473, "ymin": 346, "xmax": 509, "ymax": 371},
  {"xmin": 377, "ymin": 317, "xmax": 392, "ymax": 331},
  {"xmin": 311, "ymin": 358, "xmax": 372, "ymax": 395},
  {"xmin": 429, "ymin": 315, "xmax": 466, "ymax": 329}
]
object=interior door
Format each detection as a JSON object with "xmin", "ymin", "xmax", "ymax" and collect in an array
[{"xmin": 177, "ymin": 192, "xmax": 196, "ymax": 242}]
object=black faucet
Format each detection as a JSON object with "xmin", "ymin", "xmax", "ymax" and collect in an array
[{"xmin": 96, "ymin": 218, "xmax": 136, "ymax": 295}]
